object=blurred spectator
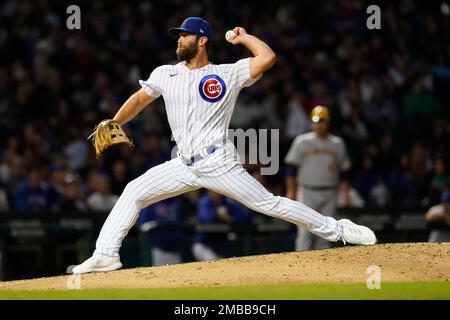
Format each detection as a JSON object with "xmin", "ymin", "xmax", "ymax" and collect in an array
[
  {"xmin": 341, "ymin": 105, "xmax": 370, "ymax": 159},
  {"xmin": 57, "ymin": 174, "xmax": 87, "ymax": 213},
  {"xmin": 307, "ymin": 81, "xmax": 335, "ymax": 112},
  {"xmin": 0, "ymin": 182, "xmax": 9, "ymax": 212},
  {"xmin": 338, "ymin": 80, "xmax": 360, "ymax": 119},
  {"xmin": 63, "ymin": 127, "xmax": 90, "ymax": 171},
  {"xmin": 429, "ymin": 158, "xmax": 449, "ymax": 205},
  {"xmin": 86, "ymin": 174, "xmax": 118, "ymax": 212},
  {"xmin": 375, "ymin": 133, "xmax": 397, "ymax": 178},
  {"xmin": 138, "ymin": 198, "xmax": 184, "ymax": 266},
  {"xmin": 402, "ymin": 77, "xmax": 441, "ymax": 119},
  {"xmin": 192, "ymin": 191, "xmax": 252, "ymax": 261},
  {"xmin": 425, "ymin": 191, "xmax": 450, "ymax": 242},
  {"xmin": 394, "ymin": 151, "xmax": 427, "ymax": 208},
  {"xmin": 49, "ymin": 165, "xmax": 69, "ymax": 198},
  {"xmin": 230, "ymin": 93, "xmax": 264, "ymax": 130},
  {"xmin": 110, "ymin": 159, "xmax": 131, "ymax": 196},
  {"xmin": 285, "ymin": 92, "xmax": 311, "ymax": 140},
  {"xmin": 128, "ymin": 151, "xmax": 148, "ymax": 179},
  {"xmin": 0, "ymin": 152, "xmax": 25, "ymax": 209},
  {"xmin": 369, "ymin": 178, "xmax": 390, "ymax": 208},
  {"xmin": 401, "ymin": 144, "xmax": 433, "ymax": 207},
  {"xmin": 337, "ymin": 181, "xmax": 365, "ymax": 208},
  {"xmin": 179, "ymin": 189, "xmax": 201, "ymax": 217},
  {"xmin": 15, "ymin": 167, "xmax": 56, "ymax": 213},
  {"xmin": 260, "ymin": 92, "xmax": 285, "ymax": 131},
  {"xmin": 430, "ymin": 119, "xmax": 450, "ymax": 154},
  {"xmin": 363, "ymin": 78, "xmax": 400, "ymax": 132},
  {"xmin": 353, "ymin": 153, "xmax": 378, "ymax": 203},
  {"xmin": 142, "ymin": 132, "xmax": 171, "ymax": 168}
]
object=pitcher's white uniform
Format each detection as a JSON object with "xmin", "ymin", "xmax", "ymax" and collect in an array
[
  {"xmin": 94, "ymin": 58, "xmax": 344, "ymax": 257},
  {"xmin": 285, "ymin": 132, "xmax": 350, "ymax": 251}
]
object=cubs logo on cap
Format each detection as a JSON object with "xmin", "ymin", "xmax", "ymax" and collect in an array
[{"xmin": 198, "ymin": 75, "xmax": 226, "ymax": 103}]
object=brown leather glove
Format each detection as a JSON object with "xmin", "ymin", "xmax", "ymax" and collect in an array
[{"xmin": 87, "ymin": 119, "xmax": 133, "ymax": 158}]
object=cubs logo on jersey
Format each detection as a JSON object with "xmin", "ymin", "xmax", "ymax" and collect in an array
[{"xmin": 198, "ymin": 74, "xmax": 226, "ymax": 103}]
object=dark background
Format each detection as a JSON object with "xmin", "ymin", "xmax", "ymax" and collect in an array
[{"xmin": 0, "ymin": 0, "xmax": 449, "ymax": 280}]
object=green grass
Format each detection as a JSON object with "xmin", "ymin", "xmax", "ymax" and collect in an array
[{"xmin": 1, "ymin": 281, "xmax": 449, "ymax": 300}]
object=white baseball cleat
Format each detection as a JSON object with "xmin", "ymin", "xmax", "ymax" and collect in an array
[
  {"xmin": 337, "ymin": 219, "xmax": 377, "ymax": 245},
  {"xmin": 71, "ymin": 253, "xmax": 122, "ymax": 274}
]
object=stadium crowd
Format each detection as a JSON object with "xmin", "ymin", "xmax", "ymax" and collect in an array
[{"xmin": 0, "ymin": 0, "xmax": 449, "ymax": 222}]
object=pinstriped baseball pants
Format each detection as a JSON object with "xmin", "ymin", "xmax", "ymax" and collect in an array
[{"xmin": 95, "ymin": 141, "xmax": 343, "ymax": 257}]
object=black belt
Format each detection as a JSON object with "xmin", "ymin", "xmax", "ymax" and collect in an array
[
  {"xmin": 302, "ymin": 185, "xmax": 337, "ymax": 191},
  {"xmin": 181, "ymin": 145, "xmax": 218, "ymax": 166}
]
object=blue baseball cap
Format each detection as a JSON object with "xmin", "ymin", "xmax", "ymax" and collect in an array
[{"xmin": 168, "ymin": 17, "xmax": 212, "ymax": 39}]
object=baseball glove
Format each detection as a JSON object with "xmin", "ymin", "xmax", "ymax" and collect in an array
[{"xmin": 87, "ymin": 119, "xmax": 134, "ymax": 158}]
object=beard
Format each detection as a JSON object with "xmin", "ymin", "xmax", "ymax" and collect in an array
[{"xmin": 176, "ymin": 39, "xmax": 199, "ymax": 62}]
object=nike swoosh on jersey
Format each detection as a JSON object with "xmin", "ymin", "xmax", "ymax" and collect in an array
[{"xmin": 169, "ymin": 73, "xmax": 178, "ymax": 77}]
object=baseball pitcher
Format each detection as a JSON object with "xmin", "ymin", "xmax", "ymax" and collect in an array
[
  {"xmin": 285, "ymin": 106, "xmax": 351, "ymax": 251},
  {"xmin": 72, "ymin": 17, "xmax": 376, "ymax": 274}
]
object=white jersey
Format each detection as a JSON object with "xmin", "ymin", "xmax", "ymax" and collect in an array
[
  {"xmin": 88, "ymin": 58, "xmax": 351, "ymax": 261},
  {"xmin": 285, "ymin": 132, "xmax": 350, "ymax": 187},
  {"xmin": 139, "ymin": 58, "xmax": 261, "ymax": 158}
]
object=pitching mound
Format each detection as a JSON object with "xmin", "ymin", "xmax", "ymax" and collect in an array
[{"xmin": 1, "ymin": 243, "xmax": 449, "ymax": 291}]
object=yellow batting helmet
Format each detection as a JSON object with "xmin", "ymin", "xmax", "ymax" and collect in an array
[{"xmin": 311, "ymin": 105, "xmax": 330, "ymax": 123}]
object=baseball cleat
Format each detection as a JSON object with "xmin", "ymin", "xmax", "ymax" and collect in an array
[
  {"xmin": 71, "ymin": 253, "xmax": 122, "ymax": 274},
  {"xmin": 337, "ymin": 219, "xmax": 377, "ymax": 245}
]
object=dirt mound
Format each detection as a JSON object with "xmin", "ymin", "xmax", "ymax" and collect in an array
[{"xmin": 1, "ymin": 243, "xmax": 449, "ymax": 291}]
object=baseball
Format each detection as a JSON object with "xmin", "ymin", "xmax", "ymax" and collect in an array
[{"xmin": 225, "ymin": 30, "xmax": 237, "ymax": 42}]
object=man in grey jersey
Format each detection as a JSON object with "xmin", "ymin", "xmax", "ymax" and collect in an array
[{"xmin": 285, "ymin": 106, "xmax": 351, "ymax": 251}]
